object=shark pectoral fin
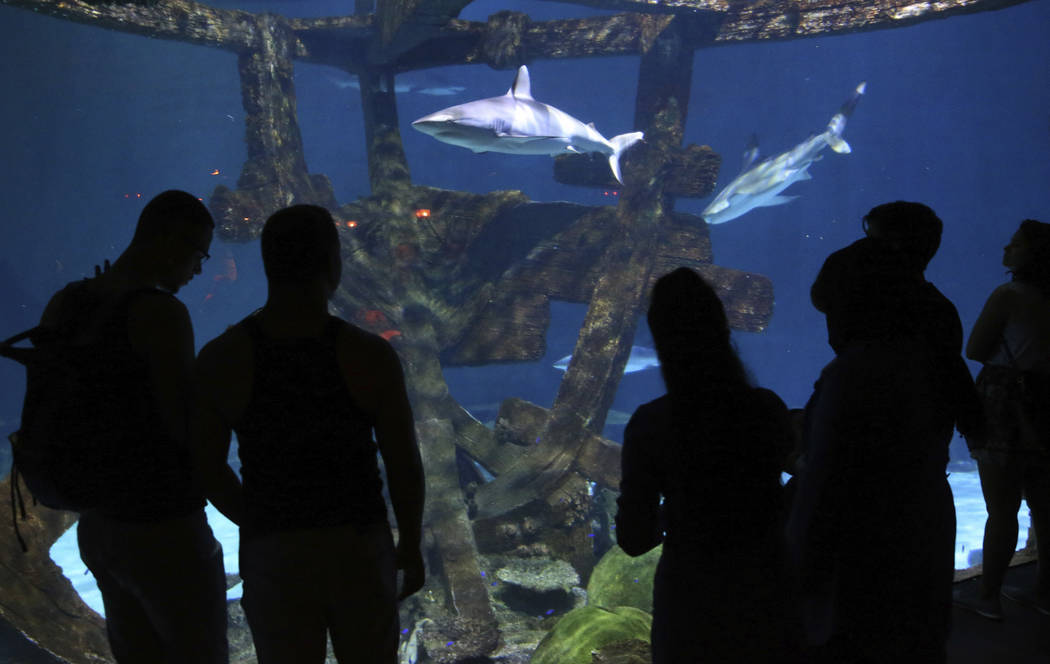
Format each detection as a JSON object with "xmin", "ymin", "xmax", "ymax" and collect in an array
[
  {"xmin": 704, "ymin": 199, "xmax": 729, "ymax": 215},
  {"xmin": 828, "ymin": 136, "xmax": 852, "ymax": 154},
  {"xmin": 755, "ymin": 195, "xmax": 799, "ymax": 208}
]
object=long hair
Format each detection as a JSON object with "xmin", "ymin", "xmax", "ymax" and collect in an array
[
  {"xmin": 648, "ymin": 268, "xmax": 749, "ymax": 398},
  {"xmin": 647, "ymin": 268, "xmax": 752, "ymax": 476},
  {"xmin": 1010, "ymin": 219, "xmax": 1050, "ymax": 298}
]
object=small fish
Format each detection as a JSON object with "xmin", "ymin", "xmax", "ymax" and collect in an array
[
  {"xmin": 553, "ymin": 345, "xmax": 659, "ymax": 374},
  {"xmin": 417, "ymin": 86, "xmax": 466, "ymax": 97},
  {"xmin": 200, "ymin": 251, "xmax": 237, "ymax": 306}
]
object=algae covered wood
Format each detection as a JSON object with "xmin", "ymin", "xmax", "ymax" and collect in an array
[
  {"xmin": 0, "ymin": 477, "xmax": 108, "ymax": 664},
  {"xmin": 1, "ymin": 0, "xmax": 1032, "ymax": 72}
]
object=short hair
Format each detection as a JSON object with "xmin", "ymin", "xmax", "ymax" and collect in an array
[
  {"xmin": 260, "ymin": 204, "xmax": 339, "ymax": 283},
  {"xmin": 131, "ymin": 190, "xmax": 214, "ymax": 245},
  {"xmin": 862, "ymin": 201, "xmax": 943, "ymax": 270}
]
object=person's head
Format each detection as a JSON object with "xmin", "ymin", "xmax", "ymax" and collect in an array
[
  {"xmin": 862, "ymin": 201, "xmax": 943, "ymax": 272},
  {"xmin": 260, "ymin": 204, "xmax": 341, "ymax": 293},
  {"xmin": 813, "ymin": 239, "xmax": 926, "ymax": 352},
  {"xmin": 647, "ymin": 267, "xmax": 746, "ymax": 395},
  {"xmin": 1005, "ymin": 218, "xmax": 1050, "ymax": 292},
  {"xmin": 129, "ymin": 190, "xmax": 214, "ymax": 293}
]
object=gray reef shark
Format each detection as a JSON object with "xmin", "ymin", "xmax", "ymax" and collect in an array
[
  {"xmin": 702, "ymin": 82, "xmax": 867, "ymax": 225},
  {"xmin": 553, "ymin": 345, "xmax": 659, "ymax": 374},
  {"xmin": 411, "ymin": 65, "xmax": 644, "ymax": 184}
]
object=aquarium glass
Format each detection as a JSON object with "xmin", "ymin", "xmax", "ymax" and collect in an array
[{"xmin": 1, "ymin": 0, "xmax": 1048, "ymax": 658}]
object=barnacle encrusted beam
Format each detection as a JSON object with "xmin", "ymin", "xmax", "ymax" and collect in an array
[{"xmin": 0, "ymin": 0, "xmax": 1033, "ymax": 73}]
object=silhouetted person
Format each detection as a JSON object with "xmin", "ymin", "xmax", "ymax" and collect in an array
[
  {"xmin": 811, "ymin": 200, "xmax": 980, "ymax": 441},
  {"xmin": 193, "ymin": 204, "xmax": 425, "ymax": 664},
  {"xmin": 955, "ymin": 218, "xmax": 1050, "ymax": 620},
  {"xmin": 616, "ymin": 267, "xmax": 796, "ymax": 664},
  {"xmin": 38, "ymin": 190, "xmax": 227, "ymax": 663},
  {"xmin": 788, "ymin": 228, "xmax": 956, "ymax": 663}
]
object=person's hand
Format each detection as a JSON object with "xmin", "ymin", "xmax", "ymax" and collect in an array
[{"xmin": 396, "ymin": 540, "xmax": 425, "ymax": 600}]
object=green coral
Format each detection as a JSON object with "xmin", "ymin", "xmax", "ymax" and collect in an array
[
  {"xmin": 586, "ymin": 545, "xmax": 661, "ymax": 612},
  {"xmin": 530, "ymin": 606, "xmax": 652, "ymax": 664}
]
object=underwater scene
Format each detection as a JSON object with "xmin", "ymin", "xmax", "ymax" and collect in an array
[{"xmin": 1, "ymin": 0, "xmax": 1049, "ymax": 661}]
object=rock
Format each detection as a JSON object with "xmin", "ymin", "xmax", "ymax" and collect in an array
[
  {"xmin": 496, "ymin": 558, "xmax": 580, "ymax": 593},
  {"xmin": 591, "ymin": 638, "xmax": 652, "ymax": 664},
  {"xmin": 586, "ymin": 545, "xmax": 661, "ymax": 612},
  {"xmin": 494, "ymin": 558, "xmax": 581, "ymax": 616},
  {"xmin": 530, "ymin": 606, "xmax": 652, "ymax": 664}
]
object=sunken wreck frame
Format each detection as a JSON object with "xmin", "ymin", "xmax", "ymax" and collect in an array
[{"xmin": 0, "ymin": 0, "xmax": 1033, "ymax": 661}]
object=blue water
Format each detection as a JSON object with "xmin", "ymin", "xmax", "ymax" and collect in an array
[{"xmin": 1, "ymin": 0, "xmax": 1048, "ymax": 616}]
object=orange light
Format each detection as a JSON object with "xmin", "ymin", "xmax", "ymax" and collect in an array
[
  {"xmin": 243, "ymin": 217, "xmax": 250, "ymax": 222},
  {"xmin": 414, "ymin": 208, "xmax": 431, "ymax": 219},
  {"xmin": 346, "ymin": 220, "xmax": 358, "ymax": 228},
  {"xmin": 210, "ymin": 169, "xmax": 220, "ymax": 176}
]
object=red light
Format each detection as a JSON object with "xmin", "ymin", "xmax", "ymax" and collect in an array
[
  {"xmin": 346, "ymin": 220, "xmax": 358, "ymax": 228},
  {"xmin": 414, "ymin": 209, "xmax": 431, "ymax": 219}
]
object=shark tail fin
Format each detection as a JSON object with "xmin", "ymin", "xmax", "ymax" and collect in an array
[
  {"xmin": 607, "ymin": 132, "xmax": 644, "ymax": 185},
  {"xmin": 824, "ymin": 81, "xmax": 866, "ymax": 152}
]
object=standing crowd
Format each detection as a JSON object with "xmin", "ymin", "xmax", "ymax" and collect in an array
[
  {"xmin": 617, "ymin": 202, "xmax": 1050, "ymax": 663},
  {"xmin": 3, "ymin": 190, "xmax": 1047, "ymax": 663}
]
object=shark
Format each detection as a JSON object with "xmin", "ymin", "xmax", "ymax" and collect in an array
[
  {"xmin": 411, "ymin": 65, "xmax": 644, "ymax": 184},
  {"xmin": 553, "ymin": 345, "xmax": 660, "ymax": 374},
  {"xmin": 702, "ymin": 82, "xmax": 867, "ymax": 225}
]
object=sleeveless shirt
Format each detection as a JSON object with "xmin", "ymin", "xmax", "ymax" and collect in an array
[
  {"xmin": 70, "ymin": 283, "xmax": 205, "ymax": 522},
  {"xmin": 235, "ymin": 315, "xmax": 387, "ymax": 536}
]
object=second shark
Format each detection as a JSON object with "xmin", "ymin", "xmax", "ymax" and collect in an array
[{"xmin": 702, "ymin": 82, "xmax": 867, "ymax": 225}]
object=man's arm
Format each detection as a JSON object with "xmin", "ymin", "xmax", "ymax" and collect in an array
[
  {"xmin": 362, "ymin": 336, "xmax": 425, "ymax": 599},
  {"xmin": 127, "ymin": 293, "xmax": 196, "ymax": 452},
  {"xmin": 191, "ymin": 333, "xmax": 249, "ymax": 525}
]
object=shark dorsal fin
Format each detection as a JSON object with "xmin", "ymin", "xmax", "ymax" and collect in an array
[
  {"xmin": 507, "ymin": 65, "xmax": 533, "ymax": 101},
  {"xmin": 740, "ymin": 134, "xmax": 761, "ymax": 172}
]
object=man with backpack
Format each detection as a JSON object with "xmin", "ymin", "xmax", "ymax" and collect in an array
[
  {"xmin": 32, "ymin": 190, "xmax": 227, "ymax": 662},
  {"xmin": 192, "ymin": 204, "xmax": 425, "ymax": 664}
]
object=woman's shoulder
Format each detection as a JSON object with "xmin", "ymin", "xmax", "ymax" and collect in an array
[
  {"xmin": 628, "ymin": 394, "xmax": 671, "ymax": 424},
  {"xmin": 747, "ymin": 386, "xmax": 789, "ymax": 414}
]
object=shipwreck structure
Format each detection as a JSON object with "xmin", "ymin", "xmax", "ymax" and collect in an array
[{"xmin": 0, "ymin": 0, "xmax": 1031, "ymax": 661}]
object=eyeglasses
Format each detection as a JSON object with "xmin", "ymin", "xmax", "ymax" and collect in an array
[{"xmin": 181, "ymin": 236, "xmax": 210, "ymax": 265}]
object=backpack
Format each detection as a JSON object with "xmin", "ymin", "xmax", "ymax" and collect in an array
[{"xmin": 2, "ymin": 280, "xmax": 153, "ymax": 549}]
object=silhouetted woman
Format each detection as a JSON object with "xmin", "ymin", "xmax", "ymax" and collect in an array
[
  {"xmin": 616, "ymin": 267, "xmax": 795, "ymax": 663},
  {"xmin": 957, "ymin": 219, "xmax": 1050, "ymax": 619}
]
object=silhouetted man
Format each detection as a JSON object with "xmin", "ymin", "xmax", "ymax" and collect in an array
[
  {"xmin": 39, "ymin": 190, "xmax": 228, "ymax": 663},
  {"xmin": 193, "ymin": 204, "xmax": 425, "ymax": 664}
]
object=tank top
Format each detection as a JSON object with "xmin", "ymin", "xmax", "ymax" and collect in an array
[
  {"xmin": 986, "ymin": 281, "xmax": 1050, "ymax": 373},
  {"xmin": 70, "ymin": 283, "xmax": 205, "ymax": 522},
  {"xmin": 235, "ymin": 314, "xmax": 387, "ymax": 535}
]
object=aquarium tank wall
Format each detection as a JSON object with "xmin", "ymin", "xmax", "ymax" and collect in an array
[{"xmin": 0, "ymin": 0, "xmax": 1048, "ymax": 661}]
